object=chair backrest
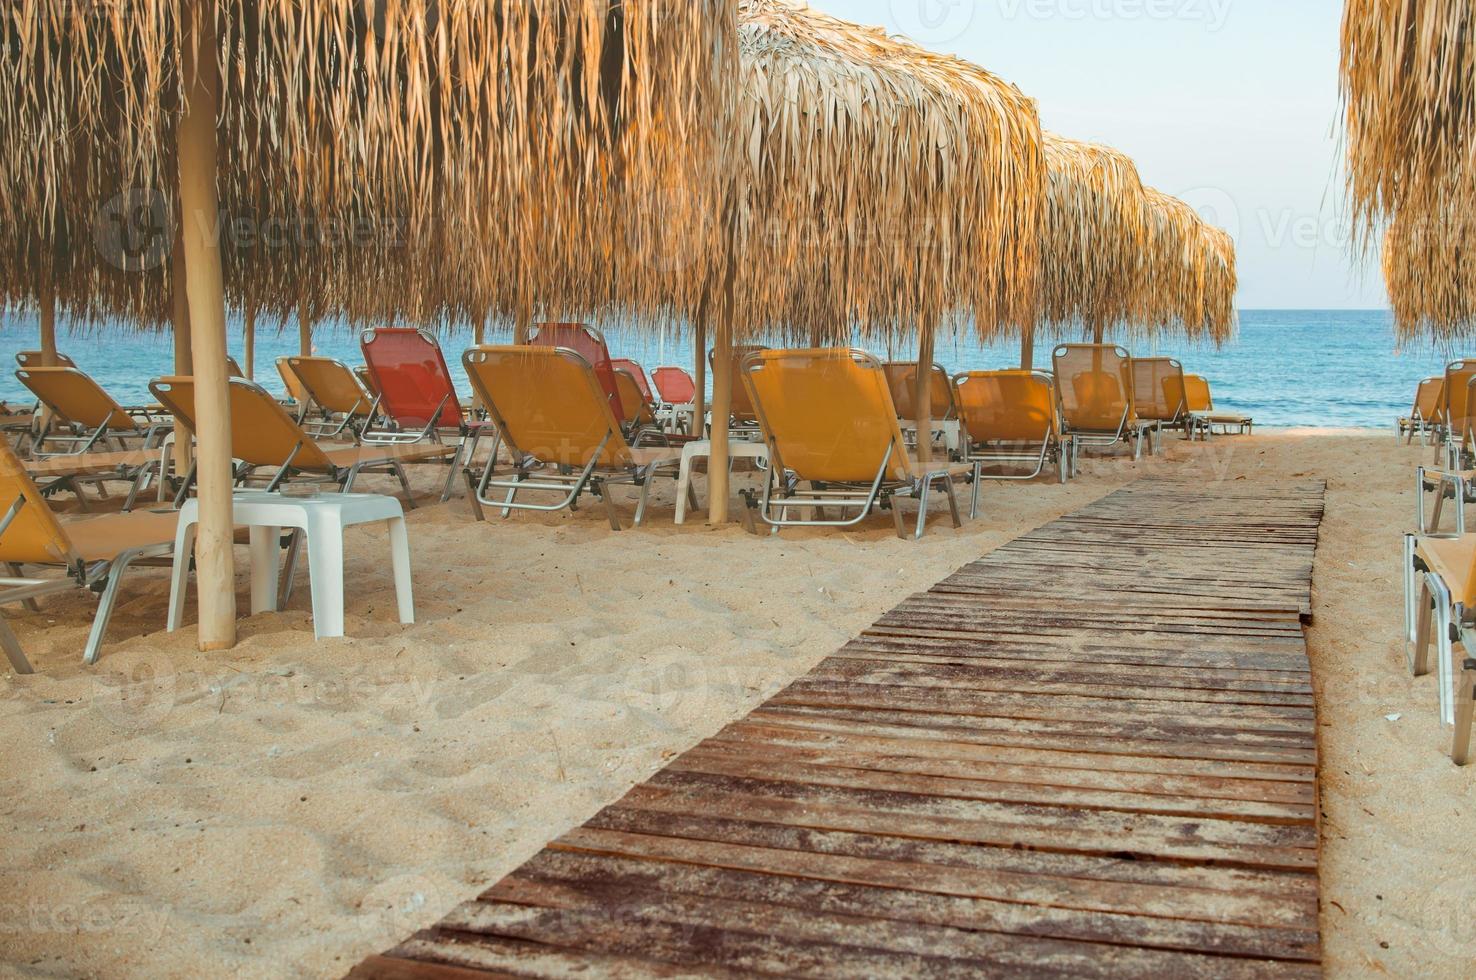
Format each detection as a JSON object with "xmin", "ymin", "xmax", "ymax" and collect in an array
[
  {"xmin": 528, "ymin": 322, "xmax": 624, "ymax": 420},
  {"xmin": 1052, "ymin": 344, "xmax": 1135, "ymax": 431},
  {"xmin": 1414, "ymin": 377, "xmax": 1446, "ymax": 422},
  {"xmin": 150, "ymin": 376, "xmax": 335, "ymax": 471},
  {"xmin": 226, "ymin": 356, "xmax": 245, "ymax": 378},
  {"xmin": 14, "ymin": 367, "xmax": 137, "ymax": 430},
  {"xmin": 463, "ymin": 346, "xmax": 634, "ymax": 470},
  {"xmin": 652, "ymin": 366, "xmax": 697, "ymax": 405},
  {"xmin": 0, "ymin": 441, "xmax": 80, "ymax": 566},
  {"xmin": 1182, "ymin": 375, "xmax": 1214, "ymax": 412},
  {"xmin": 354, "ymin": 366, "xmax": 380, "ymax": 398},
  {"xmin": 276, "ymin": 356, "xmax": 308, "ymax": 403},
  {"xmin": 613, "ymin": 369, "xmax": 656, "ymax": 427},
  {"xmin": 953, "ymin": 371, "xmax": 1059, "ymax": 444},
  {"xmin": 1130, "ymin": 357, "xmax": 1187, "ymax": 423},
  {"xmin": 742, "ymin": 348, "xmax": 910, "ymax": 484},
  {"xmin": 15, "ymin": 351, "xmax": 76, "ymax": 369},
  {"xmin": 286, "ymin": 356, "xmax": 374, "ymax": 417},
  {"xmin": 610, "ymin": 358, "xmax": 655, "ymax": 403},
  {"xmin": 882, "ymin": 362, "xmax": 956, "ymax": 421},
  {"xmin": 360, "ymin": 327, "xmax": 465, "ymax": 430},
  {"xmin": 713, "ymin": 345, "xmax": 767, "ymax": 423},
  {"xmin": 1441, "ymin": 361, "xmax": 1476, "ymax": 438}
]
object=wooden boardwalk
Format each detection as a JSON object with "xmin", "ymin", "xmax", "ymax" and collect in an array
[{"xmin": 351, "ymin": 479, "xmax": 1327, "ymax": 978}]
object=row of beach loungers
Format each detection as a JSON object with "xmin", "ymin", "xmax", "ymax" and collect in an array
[
  {"xmin": 1403, "ymin": 361, "xmax": 1476, "ymax": 764},
  {"xmin": 0, "ymin": 325, "xmax": 1250, "ymax": 673}
]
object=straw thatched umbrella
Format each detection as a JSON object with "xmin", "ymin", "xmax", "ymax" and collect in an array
[
  {"xmin": 1131, "ymin": 189, "xmax": 1237, "ymax": 344},
  {"xmin": 1341, "ymin": 0, "xmax": 1476, "ymax": 244},
  {"xmin": 1027, "ymin": 137, "xmax": 1236, "ymax": 361},
  {"xmin": 1029, "ymin": 134, "xmax": 1150, "ymax": 364},
  {"xmin": 1, "ymin": 0, "xmax": 735, "ymax": 648},
  {"xmin": 700, "ymin": 0, "xmax": 1045, "ymax": 519},
  {"xmin": 1341, "ymin": 0, "xmax": 1476, "ymax": 336}
]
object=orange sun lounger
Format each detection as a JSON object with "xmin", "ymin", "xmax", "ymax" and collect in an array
[
  {"xmin": 1399, "ymin": 377, "xmax": 1446, "ymax": 446},
  {"xmin": 953, "ymin": 371, "xmax": 1072, "ymax": 513},
  {"xmin": 1052, "ymin": 344, "xmax": 1157, "ymax": 460},
  {"xmin": 461, "ymin": 346, "xmax": 690, "ymax": 530},
  {"xmin": 149, "ymin": 376, "xmax": 452, "ymax": 506},
  {"xmin": 0, "ymin": 441, "xmax": 181, "ymax": 669},
  {"xmin": 740, "ymin": 348, "xmax": 969, "ymax": 540}
]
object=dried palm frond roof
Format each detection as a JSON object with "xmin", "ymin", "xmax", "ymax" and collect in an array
[
  {"xmin": 728, "ymin": 0, "xmax": 1045, "ymax": 345},
  {"xmin": 1341, "ymin": 0, "xmax": 1476, "ymax": 337},
  {"xmin": 1340, "ymin": 0, "xmax": 1476, "ymax": 242},
  {"xmin": 0, "ymin": 1, "xmax": 735, "ymax": 332},
  {"xmin": 1381, "ymin": 199, "xmax": 1476, "ymax": 343},
  {"xmin": 1133, "ymin": 189, "xmax": 1237, "ymax": 344},
  {"xmin": 1039, "ymin": 134, "xmax": 1149, "ymax": 334}
]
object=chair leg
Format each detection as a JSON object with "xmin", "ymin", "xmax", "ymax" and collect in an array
[
  {"xmin": 279, "ymin": 529, "xmax": 304, "ymax": 610},
  {"xmin": 598, "ymin": 483, "xmax": 624, "ymax": 532},
  {"xmin": 633, "ymin": 472, "xmax": 655, "ymax": 527},
  {"xmin": 890, "ymin": 495, "xmax": 907, "ymax": 540},
  {"xmin": 83, "ymin": 554, "xmax": 140, "ymax": 666},
  {"xmin": 464, "ymin": 468, "xmax": 486, "ymax": 522},
  {"xmin": 0, "ymin": 614, "xmax": 34, "ymax": 674},
  {"xmin": 5, "ymin": 564, "xmax": 40, "ymax": 614},
  {"xmin": 392, "ymin": 462, "xmax": 415, "ymax": 509},
  {"xmin": 913, "ymin": 482, "xmax": 930, "ymax": 540},
  {"xmin": 1453, "ymin": 661, "xmax": 1475, "ymax": 765},
  {"xmin": 439, "ymin": 441, "xmax": 466, "ymax": 504},
  {"xmin": 1431, "ymin": 489, "xmax": 1446, "ymax": 534},
  {"xmin": 1412, "ymin": 580, "xmax": 1435, "ymax": 676},
  {"xmin": 942, "ymin": 477, "xmax": 962, "ymax": 528},
  {"xmin": 970, "ymin": 464, "xmax": 981, "ymax": 520}
]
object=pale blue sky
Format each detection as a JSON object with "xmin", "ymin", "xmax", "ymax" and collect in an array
[{"xmin": 806, "ymin": 0, "xmax": 1384, "ymax": 310}]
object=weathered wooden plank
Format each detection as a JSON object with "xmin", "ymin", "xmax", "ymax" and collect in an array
[{"xmin": 346, "ymin": 479, "xmax": 1327, "ymax": 978}]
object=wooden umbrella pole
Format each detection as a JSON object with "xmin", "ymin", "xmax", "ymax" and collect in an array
[
  {"xmin": 914, "ymin": 328, "xmax": 935, "ymax": 464},
  {"xmin": 169, "ymin": 223, "xmax": 194, "ymax": 466},
  {"xmin": 38, "ymin": 265, "xmax": 56, "ymax": 366},
  {"xmin": 707, "ymin": 317, "xmax": 733, "ymax": 524},
  {"xmin": 242, "ymin": 303, "xmax": 256, "ymax": 379},
  {"xmin": 297, "ymin": 299, "xmax": 312, "ymax": 355},
  {"xmin": 177, "ymin": 0, "xmax": 236, "ymax": 651},
  {"xmin": 692, "ymin": 318, "xmax": 708, "ymax": 437},
  {"xmin": 1020, "ymin": 327, "xmax": 1035, "ymax": 370},
  {"xmin": 36, "ymin": 265, "xmax": 57, "ymax": 433}
]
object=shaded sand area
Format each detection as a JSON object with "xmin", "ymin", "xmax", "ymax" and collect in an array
[{"xmin": 0, "ymin": 431, "xmax": 1471, "ymax": 977}]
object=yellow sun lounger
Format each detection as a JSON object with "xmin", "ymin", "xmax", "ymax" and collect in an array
[
  {"xmin": 1403, "ymin": 532, "xmax": 1476, "ymax": 763},
  {"xmin": 1131, "ymin": 356, "xmax": 1190, "ymax": 440},
  {"xmin": 883, "ymin": 361, "xmax": 961, "ymax": 455},
  {"xmin": 710, "ymin": 344, "xmax": 767, "ymax": 437},
  {"xmin": 148, "ymin": 376, "xmax": 452, "ymax": 506},
  {"xmin": 953, "ymin": 371, "xmax": 1072, "ymax": 512},
  {"xmin": 1436, "ymin": 360, "xmax": 1476, "ymax": 468},
  {"xmin": 15, "ymin": 366, "xmax": 168, "ymax": 457},
  {"xmin": 461, "ymin": 346, "xmax": 689, "ymax": 530},
  {"xmin": 0, "ymin": 442, "xmax": 181, "ymax": 670},
  {"xmin": 740, "ymin": 349, "xmax": 969, "ymax": 540},
  {"xmin": 284, "ymin": 356, "xmax": 381, "ymax": 440},
  {"xmin": 1399, "ymin": 377, "xmax": 1446, "ymax": 446},
  {"xmin": 1052, "ymin": 344, "xmax": 1157, "ymax": 460},
  {"xmin": 1181, "ymin": 374, "xmax": 1253, "ymax": 439}
]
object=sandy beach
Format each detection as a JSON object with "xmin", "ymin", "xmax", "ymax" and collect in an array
[{"xmin": 0, "ymin": 430, "xmax": 1471, "ymax": 978}]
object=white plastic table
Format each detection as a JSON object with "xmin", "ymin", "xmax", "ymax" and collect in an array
[
  {"xmin": 673, "ymin": 438, "xmax": 770, "ymax": 524},
  {"xmin": 167, "ymin": 490, "xmax": 413, "ymax": 639}
]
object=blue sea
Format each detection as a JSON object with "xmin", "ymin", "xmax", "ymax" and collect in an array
[{"xmin": 0, "ymin": 309, "xmax": 1450, "ymax": 429}]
